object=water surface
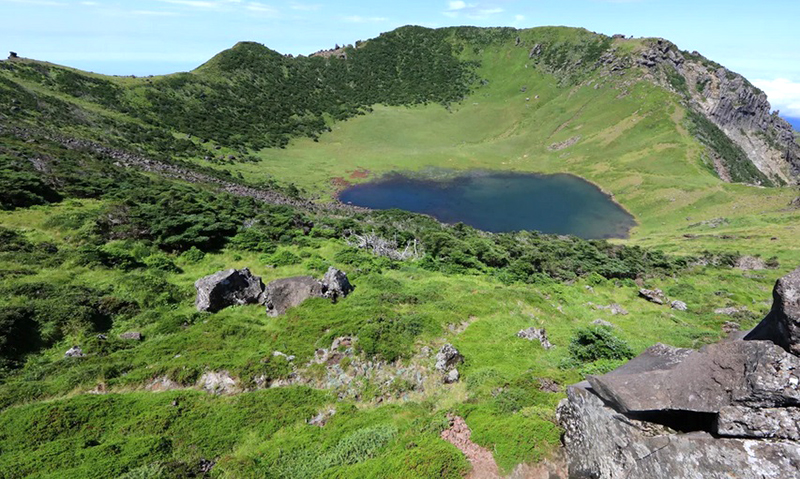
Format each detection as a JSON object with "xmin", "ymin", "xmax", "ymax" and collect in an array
[{"xmin": 339, "ymin": 171, "xmax": 636, "ymax": 239}]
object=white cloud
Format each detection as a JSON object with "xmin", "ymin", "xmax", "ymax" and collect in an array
[
  {"xmin": 246, "ymin": 1, "xmax": 277, "ymax": 14},
  {"xmin": 289, "ymin": 2, "xmax": 320, "ymax": 11},
  {"xmin": 753, "ymin": 78, "xmax": 800, "ymax": 117},
  {"xmin": 443, "ymin": 1, "xmax": 504, "ymax": 19},
  {"xmin": 132, "ymin": 10, "xmax": 181, "ymax": 16},
  {"xmin": 341, "ymin": 15, "xmax": 387, "ymax": 23}
]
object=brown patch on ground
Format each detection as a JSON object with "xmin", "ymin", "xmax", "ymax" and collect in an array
[
  {"xmin": 349, "ymin": 168, "xmax": 370, "ymax": 179},
  {"xmin": 330, "ymin": 177, "xmax": 352, "ymax": 192},
  {"xmin": 441, "ymin": 415, "xmax": 501, "ymax": 479}
]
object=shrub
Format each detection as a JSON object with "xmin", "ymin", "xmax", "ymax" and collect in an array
[
  {"xmin": 262, "ymin": 249, "xmax": 301, "ymax": 267},
  {"xmin": 568, "ymin": 326, "xmax": 634, "ymax": 363}
]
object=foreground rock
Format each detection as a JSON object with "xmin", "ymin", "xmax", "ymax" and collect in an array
[
  {"xmin": 195, "ymin": 268, "xmax": 264, "ymax": 312},
  {"xmin": 744, "ymin": 266, "xmax": 800, "ymax": 355},
  {"xmin": 559, "ymin": 267, "xmax": 800, "ymax": 478},
  {"xmin": 194, "ymin": 267, "xmax": 354, "ymax": 316}
]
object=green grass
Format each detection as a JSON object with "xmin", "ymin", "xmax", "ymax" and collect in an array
[{"xmin": 1, "ymin": 25, "xmax": 799, "ymax": 478}]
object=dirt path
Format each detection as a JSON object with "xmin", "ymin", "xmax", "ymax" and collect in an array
[{"xmin": 441, "ymin": 415, "xmax": 502, "ymax": 479}]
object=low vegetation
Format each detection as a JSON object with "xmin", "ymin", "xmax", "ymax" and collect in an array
[{"xmin": 0, "ymin": 24, "xmax": 798, "ymax": 478}]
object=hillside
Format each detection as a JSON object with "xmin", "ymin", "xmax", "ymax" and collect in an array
[{"xmin": 1, "ymin": 25, "xmax": 799, "ymax": 478}]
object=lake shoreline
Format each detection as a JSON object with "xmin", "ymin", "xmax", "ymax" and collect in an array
[{"xmin": 334, "ymin": 169, "xmax": 638, "ymax": 239}]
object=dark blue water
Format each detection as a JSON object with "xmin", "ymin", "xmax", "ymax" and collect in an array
[
  {"xmin": 784, "ymin": 116, "xmax": 800, "ymax": 132},
  {"xmin": 339, "ymin": 172, "xmax": 636, "ymax": 239}
]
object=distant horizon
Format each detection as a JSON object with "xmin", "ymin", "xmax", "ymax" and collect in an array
[{"xmin": 2, "ymin": 0, "xmax": 799, "ymax": 117}]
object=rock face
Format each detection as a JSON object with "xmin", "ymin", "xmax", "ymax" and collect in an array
[
  {"xmin": 262, "ymin": 276, "xmax": 324, "ymax": 317},
  {"xmin": 630, "ymin": 38, "xmax": 800, "ymax": 184},
  {"xmin": 435, "ymin": 344, "xmax": 463, "ymax": 372},
  {"xmin": 744, "ymin": 266, "xmax": 800, "ymax": 355},
  {"xmin": 320, "ymin": 267, "xmax": 353, "ymax": 301},
  {"xmin": 559, "ymin": 267, "xmax": 800, "ymax": 478},
  {"xmin": 195, "ymin": 268, "xmax": 265, "ymax": 312},
  {"xmin": 194, "ymin": 267, "xmax": 354, "ymax": 316}
]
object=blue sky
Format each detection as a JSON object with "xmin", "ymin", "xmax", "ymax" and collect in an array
[{"xmin": 2, "ymin": 0, "xmax": 799, "ymax": 118}]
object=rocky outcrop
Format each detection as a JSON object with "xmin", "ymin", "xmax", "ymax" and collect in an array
[
  {"xmin": 195, "ymin": 268, "xmax": 265, "ymax": 313},
  {"xmin": 638, "ymin": 288, "xmax": 666, "ymax": 305},
  {"xmin": 194, "ymin": 267, "xmax": 354, "ymax": 316},
  {"xmin": 744, "ymin": 266, "xmax": 800, "ymax": 354},
  {"xmin": 631, "ymin": 38, "xmax": 800, "ymax": 184},
  {"xmin": 435, "ymin": 344, "xmax": 463, "ymax": 383},
  {"xmin": 321, "ymin": 267, "xmax": 354, "ymax": 301},
  {"xmin": 198, "ymin": 370, "xmax": 239, "ymax": 395},
  {"xmin": 262, "ymin": 276, "xmax": 324, "ymax": 317},
  {"xmin": 517, "ymin": 327, "xmax": 554, "ymax": 349},
  {"xmin": 558, "ymin": 267, "xmax": 800, "ymax": 478}
]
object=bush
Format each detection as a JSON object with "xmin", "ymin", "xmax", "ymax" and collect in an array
[
  {"xmin": 568, "ymin": 326, "xmax": 634, "ymax": 363},
  {"xmin": 262, "ymin": 249, "xmax": 301, "ymax": 267}
]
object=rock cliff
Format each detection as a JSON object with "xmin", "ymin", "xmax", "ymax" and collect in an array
[{"xmin": 632, "ymin": 39, "xmax": 800, "ymax": 184}]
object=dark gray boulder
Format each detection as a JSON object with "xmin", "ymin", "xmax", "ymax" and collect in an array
[
  {"xmin": 195, "ymin": 268, "xmax": 265, "ymax": 313},
  {"xmin": 262, "ymin": 276, "xmax": 323, "ymax": 317},
  {"xmin": 587, "ymin": 340, "xmax": 800, "ymax": 414},
  {"xmin": 717, "ymin": 406, "xmax": 800, "ymax": 440},
  {"xmin": 560, "ymin": 267, "xmax": 800, "ymax": 477},
  {"xmin": 744, "ymin": 266, "xmax": 800, "ymax": 355},
  {"xmin": 557, "ymin": 384, "xmax": 800, "ymax": 478}
]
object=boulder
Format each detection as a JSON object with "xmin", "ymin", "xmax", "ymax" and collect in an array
[
  {"xmin": 64, "ymin": 346, "xmax": 85, "ymax": 358},
  {"xmin": 560, "ymin": 266, "xmax": 800, "ymax": 477},
  {"xmin": 195, "ymin": 268, "xmax": 264, "ymax": 312},
  {"xmin": 444, "ymin": 369, "xmax": 460, "ymax": 384},
  {"xmin": 198, "ymin": 370, "xmax": 238, "ymax": 395},
  {"xmin": 557, "ymin": 384, "xmax": 800, "ymax": 478},
  {"xmin": 587, "ymin": 340, "xmax": 800, "ymax": 414},
  {"xmin": 120, "ymin": 331, "xmax": 142, "ymax": 341},
  {"xmin": 435, "ymin": 344, "xmax": 463, "ymax": 372},
  {"xmin": 262, "ymin": 276, "xmax": 323, "ymax": 317},
  {"xmin": 638, "ymin": 288, "xmax": 666, "ymax": 304},
  {"xmin": 308, "ymin": 408, "xmax": 336, "ymax": 427},
  {"xmin": 516, "ymin": 327, "xmax": 553, "ymax": 349},
  {"xmin": 591, "ymin": 319, "xmax": 615, "ymax": 328},
  {"xmin": 671, "ymin": 300, "xmax": 688, "ymax": 311},
  {"xmin": 717, "ymin": 406, "xmax": 800, "ymax": 440},
  {"xmin": 321, "ymin": 267, "xmax": 354, "ymax": 301},
  {"xmin": 744, "ymin": 266, "xmax": 800, "ymax": 355}
]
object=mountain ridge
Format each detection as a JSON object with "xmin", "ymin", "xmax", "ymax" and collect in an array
[{"xmin": 2, "ymin": 25, "xmax": 797, "ymax": 187}]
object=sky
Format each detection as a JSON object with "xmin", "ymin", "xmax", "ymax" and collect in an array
[{"xmin": 2, "ymin": 0, "xmax": 799, "ymax": 119}]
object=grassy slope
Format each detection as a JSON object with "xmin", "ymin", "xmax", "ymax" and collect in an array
[
  {"xmin": 1, "ymin": 27, "xmax": 799, "ymax": 478},
  {"xmin": 207, "ymin": 34, "xmax": 798, "ymax": 262}
]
